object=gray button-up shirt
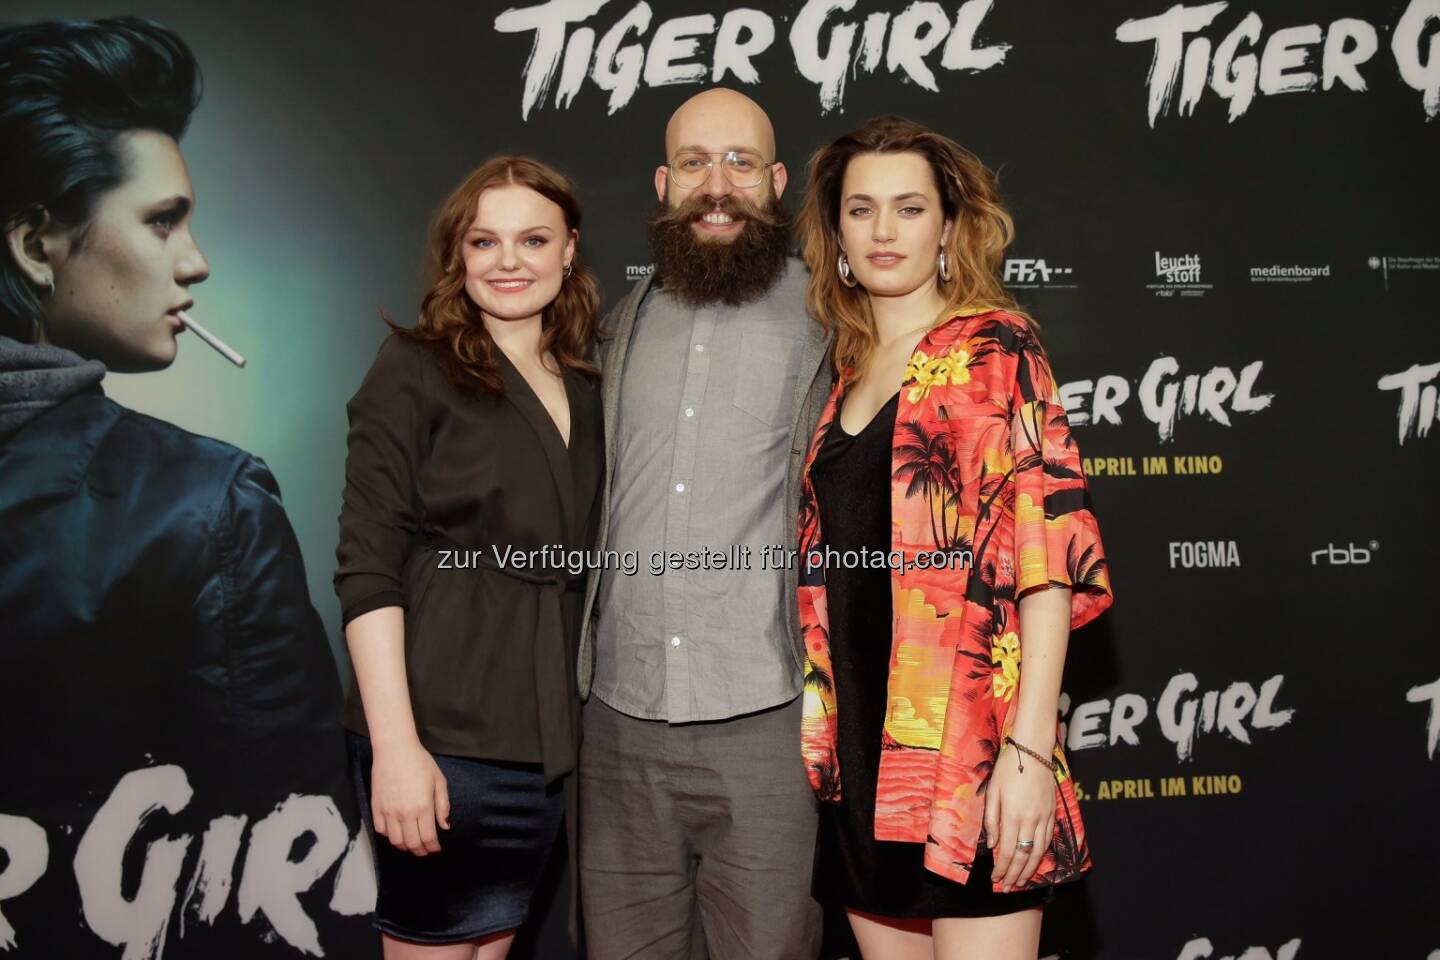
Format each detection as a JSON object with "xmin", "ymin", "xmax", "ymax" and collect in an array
[{"xmin": 594, "ymin": 258, "xmax": 814, "ymax": 722}]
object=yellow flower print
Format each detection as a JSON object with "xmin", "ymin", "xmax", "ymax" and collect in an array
[
  {"xmin": 904, "ymin": 349, "xmax": 933, "ymax": 385},
  {"xmin": 904, "ymin": 350, "xmax": 941, "ymax": 403},
  {"xmin": 934, "ymin": 350, "xmax": 972, "ymax": 388},
  {"xmin": 904, "ymin": 346, "xmax": 973, "ymax": 402},
  {"xmin": 991, "ymin": 630, "xmax": 1021, "ymax": 702}
]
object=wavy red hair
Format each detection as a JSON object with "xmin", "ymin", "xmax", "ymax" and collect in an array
[{"xmin": 388, "ymin": 155, "xmax": 599, "ymax": 394}]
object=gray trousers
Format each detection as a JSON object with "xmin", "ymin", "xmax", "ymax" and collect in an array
[{"xmin": 579, "ymin": 696, "xmax": 822, "ymax": 960}]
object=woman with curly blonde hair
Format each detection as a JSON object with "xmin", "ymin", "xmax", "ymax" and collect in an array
[
  {"xmin": 335, "ymin": 156, "xmax": 602, "ymax": 958},
  {"xmin": 794, "ymin": 116, "xmax": 1114, "ymax": 959}
]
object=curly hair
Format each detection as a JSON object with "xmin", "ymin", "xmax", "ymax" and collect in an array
[
  {"xmin": 389, "ymin": 155, "xmax": 599, "ymax": 395},
  {"xmin": 796, "ymin": 115, "xmax": 1035, "ymax": 375}
]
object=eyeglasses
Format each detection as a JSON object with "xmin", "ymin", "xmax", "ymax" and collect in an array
[{"xmin": 666, "ymin": 150, "xmax": 773, "ymax": 189}]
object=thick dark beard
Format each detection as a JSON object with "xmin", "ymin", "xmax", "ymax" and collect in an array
[{"xmin": 646, "ymin": 192, "xmax": 793, "ymax": 307}]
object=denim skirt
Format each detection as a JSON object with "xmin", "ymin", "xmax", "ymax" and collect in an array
[{"xmin": 347, "ymin": 731, "xmax": 564, "ymax": 943}]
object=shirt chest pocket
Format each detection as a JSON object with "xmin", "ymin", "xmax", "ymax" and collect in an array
[{"xmin": 732, "ymin": 330, "xmax": 803, "ymax": 428}]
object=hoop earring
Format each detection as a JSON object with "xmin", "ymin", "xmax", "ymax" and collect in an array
[
  {"xmin": 937, "ymin": 251, "xmax": 951, "ymax": 284},
  {"xmin": 837, "ymin": 254, "xmax": 858, "ymax": 288},
  {"xmin": 41, "ymin": 277, "xmax": 55, "ymax": 300},
  {"xmin": 563, "ymin": 262, "xmax": 573, "ymax": 279}
]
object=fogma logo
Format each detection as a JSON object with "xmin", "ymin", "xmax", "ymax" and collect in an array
[
  {"xmin": 494, "ymin": 0, "xmax": 1013, "ymax": 117},
  {"xmin": 1168, "ymin": 540, "xmax": 1239, "ymax": 568},
  {"xmin": 1060, "ymin": 356, "xmax": 1274, "ymax": 442},
  {"xmin": 1377, "ymin": 361, "xmax": 1439, "ymax": 444},
  {"xmin": 1115, "ymin": 0, "xmax": 1440, "ymax": 125},
  {"xmin": 1061, "ymin": 671, "xmax": 1294, "ymax": 761},
  {"xmin": 1003, "ymin": 258, "xmax": 1076, "ymax": 289},
  {"xmin": 1310, "ymin": 540, "xmax": 1377, "ymax": 565}
]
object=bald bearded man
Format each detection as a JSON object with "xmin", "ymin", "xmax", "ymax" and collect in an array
[{"xmin": 576, "ymin": 88, "xmax": 831, "ymax": 959}]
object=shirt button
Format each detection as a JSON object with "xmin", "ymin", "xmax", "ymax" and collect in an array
[
  {"xmin": 674, "ymin": 482, "xmax": 686, "ymax": 493},
  {"xmin": 684, "ymin": 407, "xmax": 695, "ymax": 418},
  {"xmin": 695, "ymin": 344, "xmax": 705, "ymax": 353},
  {"xmin": 671, "ymin": 636, "xmax": 682, "ymax": 647}
]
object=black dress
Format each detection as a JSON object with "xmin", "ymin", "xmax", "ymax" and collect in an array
[
  {"xmin": 809, "ymin": 389, "xmax": 1053, "ymax": 918},
  {"xmin": 335, "ymin": 335, "xmax": 603, "ymax": 941}
]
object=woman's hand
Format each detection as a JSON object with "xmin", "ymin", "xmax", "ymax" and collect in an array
[
  {"xmin": 983, "ymin": 742, "xmax": 1057, "ymax": 892},
  {"xmin": 370, "ymin": 738, "xmax": 451, "ymax": 856},
  {"xmin": 343, "ymin": 607, "xmax": 449, "ymax": 857}
]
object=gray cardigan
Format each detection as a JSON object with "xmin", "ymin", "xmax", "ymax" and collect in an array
[{"xmin": 577, "ymin": 271, "xmax": 834, "ymax": 700}]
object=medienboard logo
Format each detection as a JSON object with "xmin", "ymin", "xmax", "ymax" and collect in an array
[
  {"xmin": 625, "ymin": 264, "xmax": 655, "ymax": 281},
  {"xmin": 1248, "ymin": 263, "xmax": 1331, "ymax": 283},
  {"xmin": 1147, "ymin": 252, "xmax": 1211, "ymax": 297},
  {"xmin": 1003, "ymin": 258, "xmax": 1077, "ymax": 290}
]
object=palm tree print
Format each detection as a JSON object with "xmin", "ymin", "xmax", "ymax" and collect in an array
[
  {"xmin": 810, "ymin": 753, "xmax": 840, "ymax": 803},
  {"xmin": 797, "ymin": 309, "xmax": 1113, "ymax": 893},
  {"xmin": 1067, "ymin": 535, "xmax": 1108, "ymax": 591},
  {"xmin": 895, "ymin": 420, "xmax": 965, "ymax": 550},
  {"xmin": 803, "ymin": 657, "xmax": 833, "ymax": 715}
]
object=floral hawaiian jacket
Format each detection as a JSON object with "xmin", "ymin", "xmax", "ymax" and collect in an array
[{"xmin": 798, "ymin": 308, "xmax": 1114, "ymax": 892}]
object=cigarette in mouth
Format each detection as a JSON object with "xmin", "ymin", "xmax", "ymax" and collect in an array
[{"xmin": 177, "ymin": 310, "xmax": 246, "ymax": 368}]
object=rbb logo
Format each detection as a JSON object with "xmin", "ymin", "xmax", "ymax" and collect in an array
[
  {"xmin": 1004, "ymin": 258, "xmax": 1055, "ymax": 284},
  {"xmin": 1310, "ymin": 541, "xmax": 1377, "ymax": 565}
]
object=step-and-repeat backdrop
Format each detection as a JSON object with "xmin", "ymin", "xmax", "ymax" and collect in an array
[{"xmin": 2, "ymin": 1, "xmax": 1436, "ymax": 957}]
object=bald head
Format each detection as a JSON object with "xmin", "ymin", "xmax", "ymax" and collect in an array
[
  {"xmin": 655, "ymin": 87, "xmax": 787, "ymax": 207},
  {"xmin": 664, "ymin": 87, "xmax": 776, "ymax": 160}
]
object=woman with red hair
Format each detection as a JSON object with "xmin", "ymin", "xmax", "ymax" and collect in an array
[{"xmin": 335, "ymin": 156, "xmax": 602, "ymax": 959}]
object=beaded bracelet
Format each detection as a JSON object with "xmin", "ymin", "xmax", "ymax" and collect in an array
[{"xmin": 1003, "ymin": 735, "xmax": 1057, "ymax": 774}]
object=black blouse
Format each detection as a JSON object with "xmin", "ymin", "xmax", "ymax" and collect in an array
[{"xmin": 334, "ymin": 334, "xmax": 602, "ymax": 782}]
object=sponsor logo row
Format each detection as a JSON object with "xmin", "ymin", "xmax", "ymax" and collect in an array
[
  {"xmin": 1023, "ymin": 254, "xmax": 1437, "ymax": 295},
  {"xmin": 1159, "ymin": 540, "xmax": 1378, "ymax": 569},
  {"xmin": 627, "ymin": 255, "xmax": 1439, "ymax": 291}
]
